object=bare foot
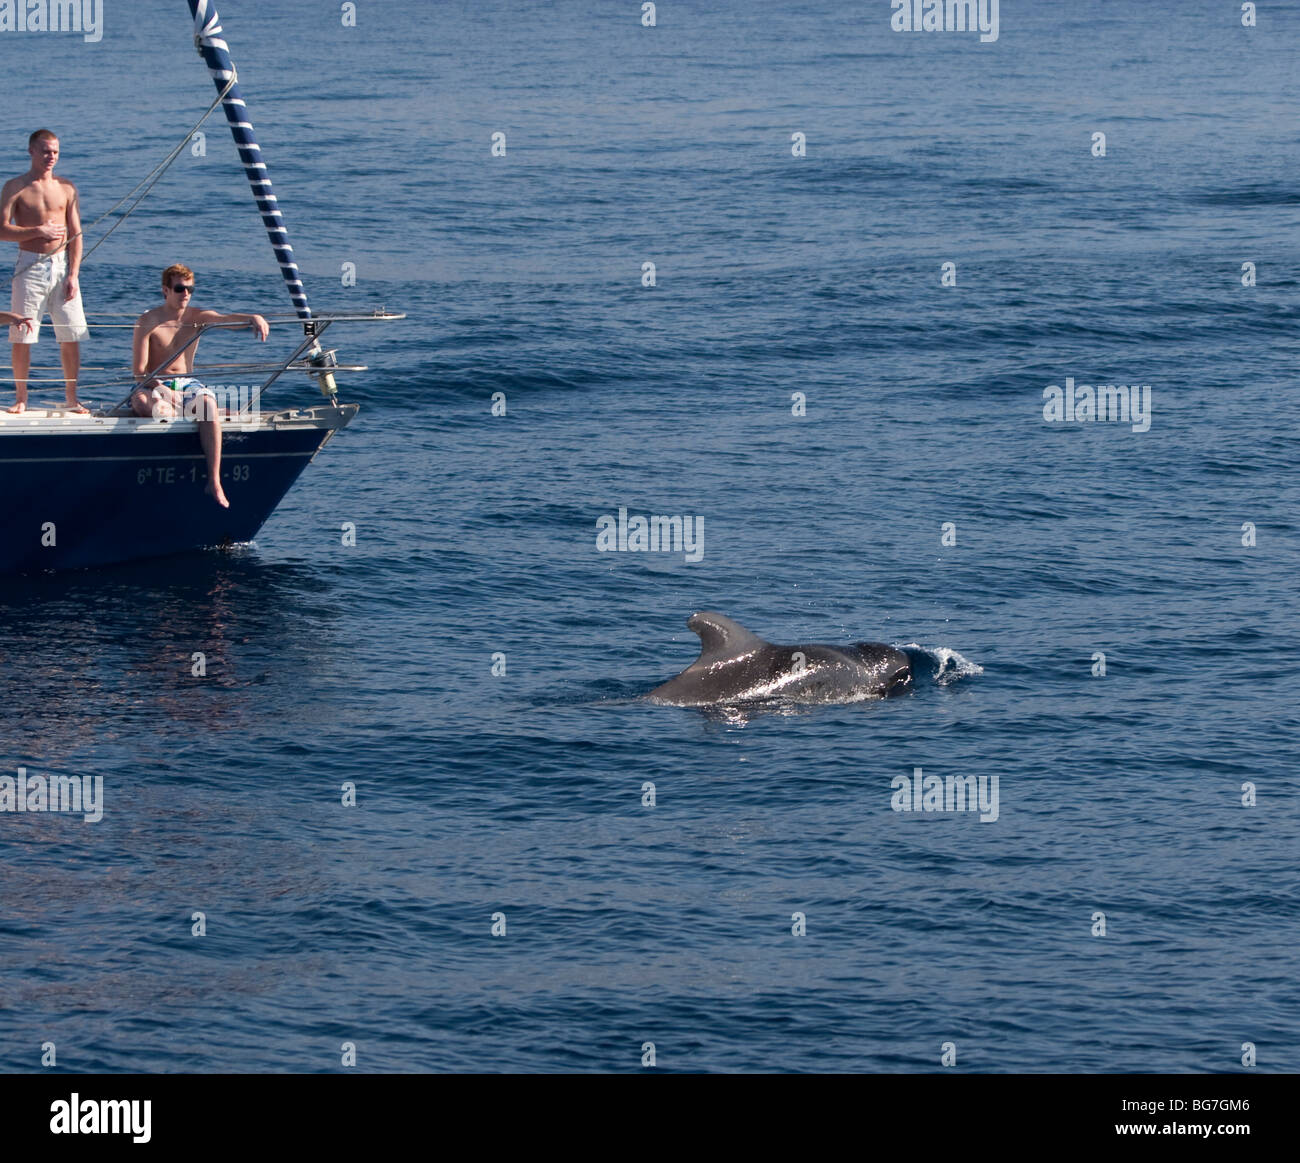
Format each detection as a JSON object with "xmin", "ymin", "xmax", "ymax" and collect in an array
[
  {"xmin": 65, "ymin": 402, "xmax": 90, "ymax": 415},
  {"xmin": 206, "ymin": 479, "xmax": 230, "ymax": 509},
  {"xmin": 7, "ymin": 401, "xmax": 26, "ymax": 414}
]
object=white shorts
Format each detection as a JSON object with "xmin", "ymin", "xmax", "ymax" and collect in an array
[{"xmin": 10, "ymin": 249, "xmax": 89, "ymax": 344}]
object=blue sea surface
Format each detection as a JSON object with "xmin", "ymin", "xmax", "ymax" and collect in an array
[{"xmin": 0, "ymin": 0, "xmax": 1297, "ymax": 1072}]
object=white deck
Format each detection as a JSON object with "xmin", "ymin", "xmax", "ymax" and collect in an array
[{"xmin": 0, "ymin": 403, "xmax": 356, "ymax": 436}]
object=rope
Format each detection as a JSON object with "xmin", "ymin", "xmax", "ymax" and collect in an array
[
  {"xmin": 3, "ymin": 76, "xmax": 235, "ymax": 290},
  {"xmin": 77, "ymin": 76, "xmax": 236, "ymax": 266}
]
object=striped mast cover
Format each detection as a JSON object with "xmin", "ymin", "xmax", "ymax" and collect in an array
[{"xmin": 187, "ymin": 0, "xmax": 311, "ymax": 322}]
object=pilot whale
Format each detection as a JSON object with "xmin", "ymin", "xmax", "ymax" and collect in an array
[{"xmin": 647, "ymin": 611, "xmax": 912, "ymax": 706}]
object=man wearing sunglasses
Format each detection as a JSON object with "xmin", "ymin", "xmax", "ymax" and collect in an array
[{"xmin": 129, "ymin": 264, "xmax": 268, "ymax": 509}]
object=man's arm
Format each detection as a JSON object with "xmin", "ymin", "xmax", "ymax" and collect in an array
[
  {"xmin": 0, "ymin": 311, "xmax": 34, "ymax": 334},
  {"xmin": 131, "ymin": 318, "xmax": 152, "ymax": 381},
  {"xmin": 63, "ymin": 184, "xmax": 81, "ymax": 301},
  {"xmin": 0, "ymin": 180, "xmax": 66, "ymax": 244},
  {"xmin": 193, "ymin": 309, "xmax": 269, "ymax": 342}
]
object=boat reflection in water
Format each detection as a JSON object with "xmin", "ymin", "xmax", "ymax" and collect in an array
[{"xmin": 0, "ymin": 552, "xmax": 349, "ymax": 760}]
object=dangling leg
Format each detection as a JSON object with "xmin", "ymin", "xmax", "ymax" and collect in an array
[{"xmin": 197, "ymin": 394, "xmax": 228, "ymax": 508}]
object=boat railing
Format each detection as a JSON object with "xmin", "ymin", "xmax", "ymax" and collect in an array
[{"xmin": 0, "ymin": 310, "xmax": 403, "ymax": 419}]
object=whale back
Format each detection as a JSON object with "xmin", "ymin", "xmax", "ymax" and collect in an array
[{"xmin": 648, "ymin": 611, "xmax": 913, "ymax": 706}]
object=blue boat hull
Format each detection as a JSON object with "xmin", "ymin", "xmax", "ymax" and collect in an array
[{"xmin": 0, "ymin": 404, "xmax": 357, "ymax": 572}]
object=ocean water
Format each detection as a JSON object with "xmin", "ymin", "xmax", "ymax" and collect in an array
[{"xmin": 1, "ymin": 0, "xmax": 1297, "ymax": 1072}]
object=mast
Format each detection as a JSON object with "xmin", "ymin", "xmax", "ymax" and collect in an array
[{"xmin": 187, "ymin": 0, "xmax": 311, "ymax": 321}]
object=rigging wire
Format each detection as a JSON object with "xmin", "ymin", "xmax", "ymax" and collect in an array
[{"xmin": 3, "ymin": 75, "xmax": 236, "ymax": 290}]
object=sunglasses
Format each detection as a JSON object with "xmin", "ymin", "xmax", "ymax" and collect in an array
[{"xmin": 170, "ymin": 284, "xmax": 194, "ymax": 294}]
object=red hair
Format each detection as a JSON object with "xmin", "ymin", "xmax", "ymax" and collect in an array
[{"xmin": 161, "ymin": 264, "xmax": 195, "ymax": 288}]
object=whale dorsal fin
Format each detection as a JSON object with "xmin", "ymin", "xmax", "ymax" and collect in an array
[{"xmin": 686, "ymin": 612, "xmax": 767, "ymax": 662}]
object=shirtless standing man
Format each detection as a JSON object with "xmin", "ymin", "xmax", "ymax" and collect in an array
[
  {"xmin": 129, "ymin": 263, "xmax": 268, "ymax": 509},
  {"xmin": 1, "ymin": 130, "xmax": 90, "ymax": 414}
]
